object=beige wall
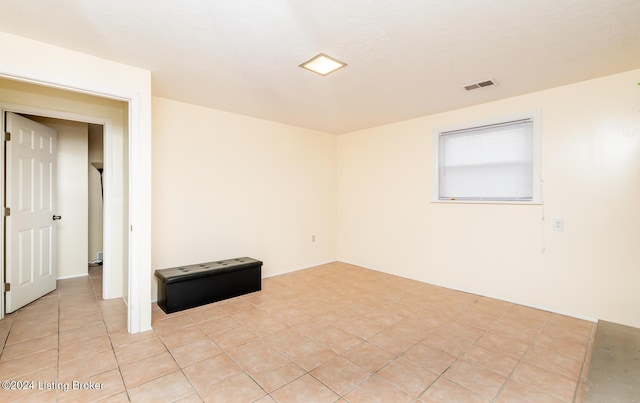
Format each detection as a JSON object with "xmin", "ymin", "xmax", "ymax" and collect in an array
[
  {"xmin": 88, "ymin": 124, "xmax": 104, "ymax": 262},
  {"xmin": 151, "ymin": 97, "xmax": 337, "ymax": 300},
  {"xmin": 29, "ymin": 117, "xmax": 89, "ymax": 279},
  {"xmin": 0, "ymin": 77, "xmax": 129, "ymax": 298},
  {"xmin": 337, "ymin": 69, "xmax": 640, "ymax": 328}
]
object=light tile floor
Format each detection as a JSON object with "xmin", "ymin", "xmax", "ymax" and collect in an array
[{"xmin": 0, "ymin": 262, "xmax": 595, "ymax": 402}]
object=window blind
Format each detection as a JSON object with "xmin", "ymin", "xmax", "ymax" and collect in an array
[{"xmin": 438, "ymin": 119, "xmax": 534, "ymax": 201}]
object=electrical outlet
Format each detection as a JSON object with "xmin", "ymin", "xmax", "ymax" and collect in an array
[
  {"xmin": 552, "ymin": 218, "xmax": 564, "ymax": 231},
  {"xmin": 311, "ymin": 235, "xmax": 316, "ymax": 243}
]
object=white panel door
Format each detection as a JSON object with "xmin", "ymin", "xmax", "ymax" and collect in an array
[{"xmin": 5, "ymin": 112, "xmax": 57, "ymax": 312}]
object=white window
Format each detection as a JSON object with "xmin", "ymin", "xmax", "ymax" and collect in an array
[{"xmin": 433, "ymin": 112, "xmax": 541, "ymax": 203}]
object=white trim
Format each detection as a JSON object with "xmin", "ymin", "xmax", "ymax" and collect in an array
[
  {"xmin": 56, "ymin": 273, "xmax": 90, "ymax": 280},
  {"xmin": 432, "ymin": 110, "xmax": 542, "ymax": 204},
  {"xmin": 430, "ymin": 200, "xmax": 543, "ymax": 206},
  {"xmin": 102, "ymin": 122, "xmax": 113, "ymax": 299}
]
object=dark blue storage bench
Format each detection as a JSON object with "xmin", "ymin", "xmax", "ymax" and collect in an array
[{"xmin": 155, "ymin": 257, "xmax": 262, "ymax": 314}]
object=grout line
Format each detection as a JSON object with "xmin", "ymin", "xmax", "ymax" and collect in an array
[
  {"xmin": 156, "ymin": 325, "xmax": 206, "ymax": 402},
  {"xmin": 573, "ymin": 321, "xmax": 597, "ymax": 403},
  {"xmin": 56, "ymin": 281, "xmax": 61, "ymax": 402},
  {"xmin": 92, "ymin": 268, "xmax": 133, "ymax": 403},
  {"xmin": 414, "ymin": 314, "xmax": 491, "ymax": 400}
]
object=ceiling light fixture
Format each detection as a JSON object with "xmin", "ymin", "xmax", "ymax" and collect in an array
[{"xmin": 299, "ymin": 53, "xmax": 347, "ymax": 76}]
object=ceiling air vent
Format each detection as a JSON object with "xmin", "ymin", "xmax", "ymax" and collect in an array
[{"xmin": 464, "ymin": 79, "xmax": 496, "ymax": 91}]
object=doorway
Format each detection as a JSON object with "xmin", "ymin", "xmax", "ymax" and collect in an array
[
  {"xmin": 0, "ymin": 33, "xmax": 152, "ymax": 333},
  {"xmin": 0, "ymin": 78, "xmax": 129, "ymax": 321},
  {"xmin": 3, "ymin": 114, "xmax": 106, "ymax": 312}
]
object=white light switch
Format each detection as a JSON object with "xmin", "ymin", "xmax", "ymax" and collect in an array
[{"xmin": 552, "ymin": 218, "xmax": 564, "ymax": 231}]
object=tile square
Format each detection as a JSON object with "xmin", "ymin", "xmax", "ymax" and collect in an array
[
  {"xmin": 185, "ymin": 305, "xmax": 229, "ymax": 324},
  {"xmin": 342, "ymin": 341, "xmax": 395, "ymax": 372},
  {"xmin": 490, "ymin": 319, "xmax": 540, "ymax": 345},
  {"xmin": 152, "ymin": 315, "xmax": 194, "ymax": 335},
  {"xmin": 496, "ymin": 380, "xmax": 565, "ymax": 402},
  {"xmin": 0, "ymin": 365, "xmax": 56, "ymax": 402},
  {"xmin": 523, "ymin": 344, "xmax": 583, "ymax": 381},
  {"xmin": 369, "ymin": 328, "xmax": 420, "ymax": 355},
  {"xmin": 6, "ymin": 320, "xmax": 58, "ymax": 344},
  {"xmin": 246, "ymin": 353, "xmax": 305, "ymax": 393},
  {"xmin": 442, "ymin": 360, "xmax": 506, "ymax": 400},
  {"xmin": 159, "ymin": 324, "xmax": 210, "ymax": 350},
  {"xmin": 344, "ymin": 374, "xmax": 413, "ymax": 403},
  {"xmin": 170, "ymin": 337, "xmax": 222, "ymax": 367},
  {"xmin": 59, "ymin": 310, "xmax": 102, "ymax": 332},
  {"xmin": 420, "ymin": 377, "xmax": 484, "ymax": 403},
  {"xmin": 244, "ymin": 315, "xmax": 289, "ymax": 337},
  {"xmin": 423, "ymin": 331, "xmax": 474, "ymax": 357},
  {"xmin": 114, "ymin": 335, "xmax": 167, "ymax": 365},
  {"xmin": 262, "ymin": 327, "xmax": 308, "ymax": 352},
  {"xmin": 477, "ymin": 332, "xmax": 529, "ymax": 359},
  {"xmin": 227, "ymin": 339, "xmax": 278, "ymax": 368},
  {"xmin": 199, "ymin": 372, "xmax": 266, "ymax": 402},
  {"xmin": 59, "ymin": 334, "xmax": 112, "ymax": 363},
  {"xmin": 127, "ymin": 370, "xmax": 195, "ymax": 402},
  {"xmin": 311, "ymin": 356, "xmax": 371, "ymax": 395},
  {"xmin": 462, "ymin": 344, "xmax": 519, "ymax": 377},
  {"xmin": 208, "ymin": 326, "xmax": 257, "ymax": 350},
  {"xmin": 108, "ymin": 329, "xmax": 156, "ymax": 348},
  {"xmin": 58, "ymin": 368, "xmax": 126, "ymax": 403},
  {"xmin": 0, "ymin": 348, "xmax": 58, "ymax": 380},
  {"xmin": 377, "ymin": 357, "xmax": 438, "ymax": 397},
  {"xmin": 340, "ymin": 317, "xmax": 386, "ymax": 339},
  {"xmin": 511, "ymin": 361, "xmax": 578, "ymax": 402},
  {"xmin": 403, "ymin": 343, "xmax": 456, "ymax": 375},
  {"xmin": 270, "ymin": 374, "xmax": 339, "ymax": 403},
  {"xmin": 59, "ymin": 349, "xmax": 118, "ymax": 381},
  {"xmin": 0, "ymin": 334, "xmax": 58, "ymax": 361},
  {"xmin": 183, "ymin": 354, "xmax": 242, "ymax": 393},
  {"xmin": 439, "ymin": 320, "xmax": 486, "ymax": 341},
  {"xmin": 59, "ymin": 322, "xmax": 107, "ymax": 346},
  {"xmin": 284, "ymin": 336, "xmax": 338, "ymax": 371},
  {"xmin": 534, "ymin": 333, "xmax": 588, "ymax": 362},
  {"xmin": 120, "ymin": 351, "xmax": 179, "ymax": 388},
  {"xmin": 310, "ymin": 326, "xmax": 364, "ymax": 354}
]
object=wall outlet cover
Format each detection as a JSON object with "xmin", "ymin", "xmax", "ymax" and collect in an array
[{"xmin": 552, "ymin": 218, "xmax": 564, "ymax": 231}]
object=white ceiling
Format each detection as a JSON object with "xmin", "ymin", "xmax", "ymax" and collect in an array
[{"xmin": 1, "ymin": 0, "xmax": 639, "ymax": 134}]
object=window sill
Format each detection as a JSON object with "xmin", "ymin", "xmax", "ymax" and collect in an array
[{"xmin": 430, "ymin": 199, "xmax": 543, "ymax": 206}]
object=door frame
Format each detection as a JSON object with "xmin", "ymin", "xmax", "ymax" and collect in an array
[
  {"xmin": 1, "ymin": 104, "xmax": 116, "ymax": 304},
  {"xmin": 0, "ymin": 32, "xmax": 152, "ymax": 333}
]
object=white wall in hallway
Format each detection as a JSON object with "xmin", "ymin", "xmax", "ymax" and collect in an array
[{"xmin": 30, "ymin": 117, "xmax": 89, "ymax": 279}]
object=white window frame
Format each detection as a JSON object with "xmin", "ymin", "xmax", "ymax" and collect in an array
[{"xmin": 432, "ymin": 111, "xmax": 542, "ymax": 204}]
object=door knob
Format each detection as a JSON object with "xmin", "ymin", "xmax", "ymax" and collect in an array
[{"xmin": 52, "ymin": 215, "xmax": 62, "ymax": 221}]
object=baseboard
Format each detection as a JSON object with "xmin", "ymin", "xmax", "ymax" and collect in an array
[
  {"xmin": 56, "ymin": 273, "xmax": 89, "ymax": 280},
  {"xmin": 262, "ymin": 260, "xmax": 337, "ymax": 279}
]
